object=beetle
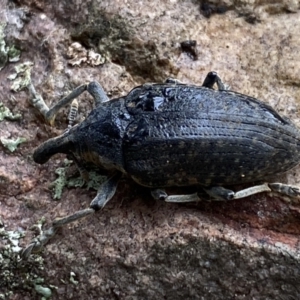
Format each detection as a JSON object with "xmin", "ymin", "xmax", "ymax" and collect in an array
[{"xmin": 22, "ymin": 72, "xmax": 300, "ymax": 258}]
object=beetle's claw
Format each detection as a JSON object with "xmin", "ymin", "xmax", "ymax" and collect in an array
[
  {"xmin": 151, "ymin": 189, "xmax": 168, "ymax": 200},
  {"xmin": 269, "ymin": 183, "xmax": 300, "ymax": 198},
  {"xmin": 21, "ymin": 226, "xmax": 58, "ymax": 259}
]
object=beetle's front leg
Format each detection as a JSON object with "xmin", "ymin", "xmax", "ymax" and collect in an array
[
  {"xmin": 21, "ymin": 173, "xmax": 120, "ymax": 259},
  {"xmin": 27, "ymin": 81, "xmax": 109, "ymax": 126}
]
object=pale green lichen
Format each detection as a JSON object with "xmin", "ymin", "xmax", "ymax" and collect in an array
[
  {"xmin": 0, "ymin": 23, "xmax": 8, "ymax": 70},
  {"xmin": 0, "ymin": 226, "xmax": 24, "ymax": 253},
  {"xmin": 50, "ymin": 160, "xmax": 107, "ymax": 200},
  {"xmin": 67, "ymin": 170, "xmax": 106, "ymax": 191},
  {"xmin": 69, "ymin": 271, "xmax": 79, "ymax": 285},
  {"xmin": 49, "ymin": 167, "xmax": 67, "ymax": 200},
  {"xmin": 0, "ymin": 220, "xmax": 50, "ymax": 298},
  {"xmin": 0, "ymin": 23, "xmax": 21, "ymax": 70},
  {"xmin": 34, "ymin": 284, "xmax": 52, "ymax": 299},
  {"xmin": 0, "ymin": 137, "xmax": 26, "ymax": 152},
  {"xmin": 8, "ymin": 61, "xmax": 33, "ymax": 92},
  {"xmin": 0, "ymin": 102, "xmax": 21, "ymax": 121},
  {"xmin": 7, "ymin": 45, "xmax": 21, "ymax": 62}
]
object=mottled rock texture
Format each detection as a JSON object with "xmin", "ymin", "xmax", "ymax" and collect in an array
[{"xmin": 1, "ymin": 0, "xmax": 300, "ymax": 299}]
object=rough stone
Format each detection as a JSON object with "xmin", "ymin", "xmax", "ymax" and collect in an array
[{"xmin": 1, "ymin": 0, "xmax": 300, "ymax": 299}]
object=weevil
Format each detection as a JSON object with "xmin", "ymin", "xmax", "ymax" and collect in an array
[{"xmin": 22, "ymin": 72, "xmax": 300, "ymax": 258}]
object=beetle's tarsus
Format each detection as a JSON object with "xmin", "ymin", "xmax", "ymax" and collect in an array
[
  {"xmin": 21, "ymin": 226, "xmax": 59, "ymax": 259},
  {"xmin": 269, "ymin": 183, "xmax": 300, "ymax": 198},
  {"xmin": 151, "ymin": 189, "xmax": 168, "ymax": 200}
]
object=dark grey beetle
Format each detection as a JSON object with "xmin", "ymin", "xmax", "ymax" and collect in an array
[{"xmin": 22, "ymin": 72, "xmax": 300, "ymax": 257}]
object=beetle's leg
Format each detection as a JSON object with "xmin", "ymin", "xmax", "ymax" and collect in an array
[
  {"xmin": 90, "ymin": 173, "xmax": 121, "ymax": 210},
  {"xmin": 268, "ymin": 183, "xmax": 300, "ymax": 198},
  {"xmin": 28, "ymin": 81, "xmax": 109, "ymax": 125},
  {"xmin": 204, "ymin": 183, "xmax": 300, "ymax": 200},
  {"xmin": 86, "ymin": 81, "xmax": 110, "ymax": 107},
  {"xmin": 21, "ymin": 173, "xmax": 120, "ymax": 259},
  {"xmin": 151, "ymin": 187, "xmax": 236, "ymax": 202},
  {"xmin": 202, "ymin": 71, "xmax": 229, "ymax": 90},
  {"xmin": 151, "ymin": 189, "xmax": 201, "ymax": 202},
  {"xmin": 204, "ymin": 184, "xmax": 272, "ymax": 200},
  {"xmin": 204, "ymin": 186, "xmax": 236, "ymax": 200},
  {"xmin": 151, "ymin": 182, "xmax": 300, "ymax": 205}
]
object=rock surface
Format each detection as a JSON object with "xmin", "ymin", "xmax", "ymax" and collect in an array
[{"xmin": 1, "ymin": 0, "xmax": 300, "ymax": 299}]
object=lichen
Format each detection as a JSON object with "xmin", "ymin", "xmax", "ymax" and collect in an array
[
  {"xmin": 50, "ymin": 160, "xmax": 107, "ymax": 200},
  {"xmin": 7, "ymin": 45, "xmax": 21, "ymax": 62},
  {"xmin": 67, "ymin": 170, "xmax": 107, "ymax": 191},
  {"xmin": 34, "ymin": 283, "xmax": 52, "ymax": 299},
  {"xmin": 0, "ymin": 23, "xmax": 21, "ymax": 70},
  {"xmin": 7, "ymin": 61, "xmax": 33, "ymax": 92},
  {"xmin": 0, "ymin": 137, "xmax": 26, "ymax": 152},
  {"xmin": 69, "ymin": 271, "xmax": 79, "ymax": 285},
  {"xmin": 0, "ymin": 219, "xmax": 49, "ymax": 298},
  {"xmin": 0, "ymin": 23, "xmax": 8, "ymax": 70},
  {"xmin": 0, "ymin": 102, "xmax": 21, "ymax": 121},
  {"xmin": 49, "ymin": 167, "xmax": 67, "ymax": 200}
]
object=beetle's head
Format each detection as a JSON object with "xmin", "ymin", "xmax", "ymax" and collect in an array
[
  {"xmin": 33, "ymin": 130, "xmax": 75, "ymax": 164},
  {"xmin": 33, "ymin": 103, "xmax": 126, "ymax": 173}
]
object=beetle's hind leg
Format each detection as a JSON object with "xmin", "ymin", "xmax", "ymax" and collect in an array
[
  {"xmin": 268, "ymin": 183, "xmax": 300, "ymax": 198},
  {"xmin": 28, "ymin": 81, "xmax": 109, "ymax": 126},
  {"xmin": 151, "ymin": 187, "xmax": 235, "ymax": 202},
  {"xmin": 21, "ymin": 173, "xmax": 120, "ymax": 259},
  {"xmin": 207, "ymin": 183, "xmax": 300, "ymax": 200},
  {"xmin": 203, "ymin": 183, "xmax": 300, "ymax": 201},
  {"xmin": 151, "ymin": 182, "xmax": 300, "ymax": 203},
  {"xmin": 202, "ymin": 71, "xmax": 230, "ymax": 90},
  {"xmin": 151, "ymin": 189, "xmax": 201, "ymax": 202}
]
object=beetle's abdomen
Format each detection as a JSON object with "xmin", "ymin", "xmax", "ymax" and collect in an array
[{"xmin": 123, "ymin": 86, "xmax": 300, "ymax": 187}]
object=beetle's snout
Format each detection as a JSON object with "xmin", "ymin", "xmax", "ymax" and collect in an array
[{"xmin": 33, "ymin": 133, "xmax": 74, "ymax": 164}]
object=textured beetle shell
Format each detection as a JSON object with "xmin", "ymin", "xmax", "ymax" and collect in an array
[
  {"xmin": 121, "ymin": 84, "xmax": 300, "ymax": 187},
  {"xmin": 34, "ymin": 82, "xmax": 300, "ymax": 189}
]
